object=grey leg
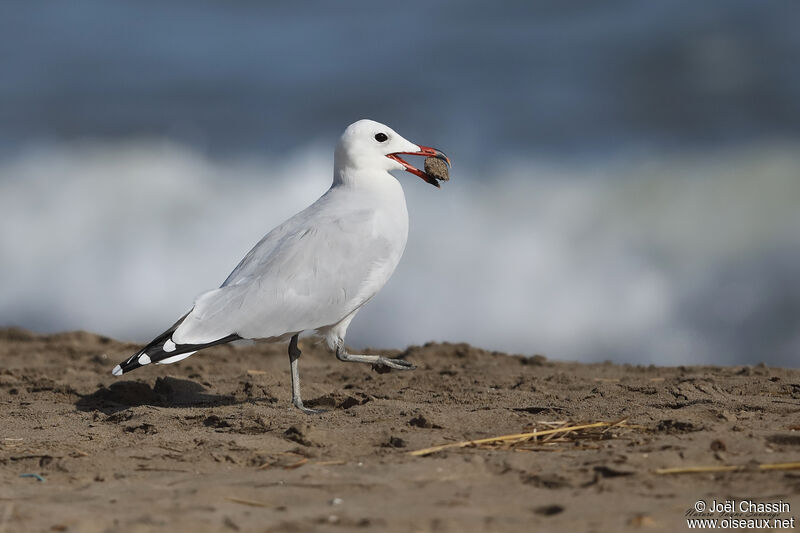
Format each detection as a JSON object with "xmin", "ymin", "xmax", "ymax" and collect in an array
[
  {"xmin": 288, "ymin": 334, "xmax": 326, "ymax": 415},
  {"xmin": 335, "ymin": 340, "xmax": 416, "ymax": 372}
]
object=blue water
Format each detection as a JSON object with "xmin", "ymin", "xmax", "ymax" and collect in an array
[
  {"xmin": 1, "ymin": 1, "xmax": 799, "ymax": 366},
  {"xmin": 2, "ymin": 1, "xmax": 798, "ymax": 156}
]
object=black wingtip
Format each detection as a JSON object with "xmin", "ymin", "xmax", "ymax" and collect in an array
[
  {"xmin": 111, "ymin": 333, "xmax": 241, "ymax": 376},
  {"xmin": 112, "ymin": 353, "xmax": 144, "ymax": 376}
]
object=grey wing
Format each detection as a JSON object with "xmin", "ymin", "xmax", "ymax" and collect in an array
[{"xmin": 171, "ymin": 208, "xmax": 396, "ymax": 345}]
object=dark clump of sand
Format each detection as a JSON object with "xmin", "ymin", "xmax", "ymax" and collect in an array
[{"xmin": 0, "ymin": 327, "xmax": 798, "ymax": 532}]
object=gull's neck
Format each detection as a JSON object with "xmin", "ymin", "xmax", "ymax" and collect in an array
[{"xmin": 333, "ymin": 165, "xmax": 403, "ymax": 195}]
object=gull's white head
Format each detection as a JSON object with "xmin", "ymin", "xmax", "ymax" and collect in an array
[{"xmin": 334, "ymin": 119, "xmax": 450, "ymax": 188}]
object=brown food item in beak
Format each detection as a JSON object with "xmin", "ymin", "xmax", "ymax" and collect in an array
[{"xmin": 424, "ymin": 157, "xmax": 449, "ymax": 182}]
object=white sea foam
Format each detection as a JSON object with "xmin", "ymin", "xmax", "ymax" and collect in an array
[{"xmin": 2, "ymin": 140, "xmax": 798, "ymax": 365}]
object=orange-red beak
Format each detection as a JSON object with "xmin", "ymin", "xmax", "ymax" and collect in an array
[{"xmin": 387, "ymin": 145, "xmax": 451, "ymax": 188}]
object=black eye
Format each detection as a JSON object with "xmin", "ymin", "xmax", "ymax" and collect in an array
[{"xmin": 374, "ymin": 133, "xmax": 388, "ymax": 142}]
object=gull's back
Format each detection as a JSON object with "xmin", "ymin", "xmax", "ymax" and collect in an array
[{"xmin": 171, "ymin": 181, "xmax": 409, "ymax": 347}]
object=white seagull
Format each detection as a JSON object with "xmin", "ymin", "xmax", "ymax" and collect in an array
[{"xmin": 112, "ymin": 119, "xmax": 450, "ymax": 413}]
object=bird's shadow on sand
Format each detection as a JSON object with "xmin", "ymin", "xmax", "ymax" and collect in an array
[{"xmin": 75, "ymin": 376, "xmax": 239, "ymax": 415}]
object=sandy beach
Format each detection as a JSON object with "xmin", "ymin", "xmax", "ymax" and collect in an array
[{"xmin": 0, "ymin": 327, "xmax": 798, "ymax": 532}]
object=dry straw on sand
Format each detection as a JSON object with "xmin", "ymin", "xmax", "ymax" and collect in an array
[
  {"xmin": 409, "ymin": 420, "xmax": 800, "ymax": 476},
  {"xmin": 655, "ymin": 462, "xmax": 800, "ymax": 475},
  {"xmin": 409, "ymin": 419, "xmax": 637, "ymax": 457}
]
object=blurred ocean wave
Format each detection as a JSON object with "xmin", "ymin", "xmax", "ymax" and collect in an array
[{"xmin": 2, "ymin": 140, "xmax": 798, "ymax": 365}]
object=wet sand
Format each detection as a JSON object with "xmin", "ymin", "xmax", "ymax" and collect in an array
[{"xmin": 0, "ymin": 328, "xmax": 798, "ymax": 532}]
